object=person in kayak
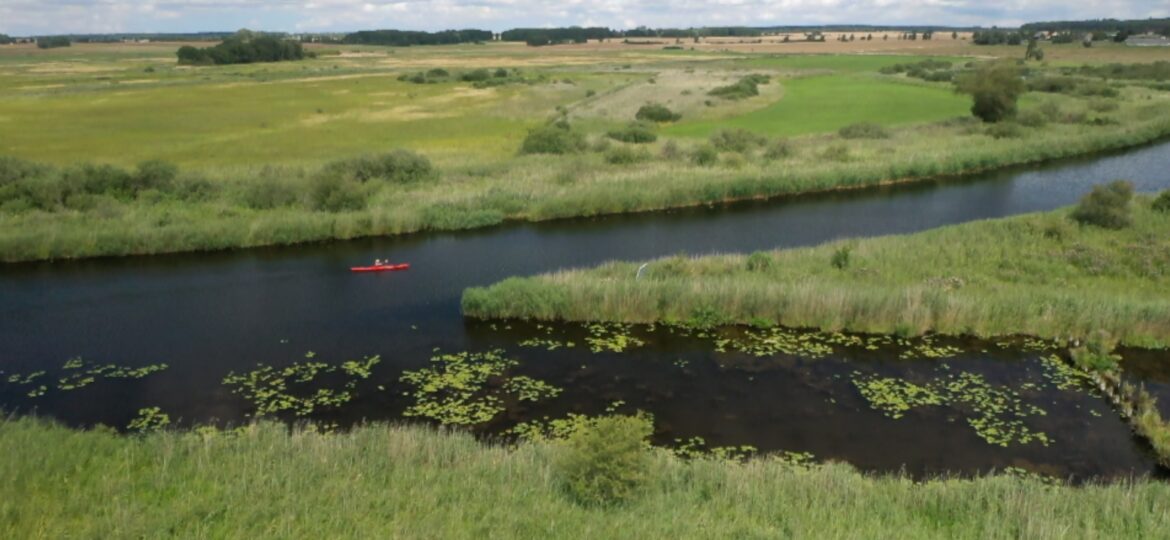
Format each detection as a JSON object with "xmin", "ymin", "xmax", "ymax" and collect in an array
[{"xmin": 374, "ymin": 259, "xmax": 383, "ymax": 266}]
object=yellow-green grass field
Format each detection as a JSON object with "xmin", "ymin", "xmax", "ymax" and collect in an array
[
  {"xmin": 3, "ymin": 417, "xmax": 1169, "ymax": 539},
  {"xmin": 464, "ymin": 197, "xmax": 1170, "ymax": 348},
  {"xmin": 4, "ymin": 41, "xmax": 1170, "ymax": 261}
]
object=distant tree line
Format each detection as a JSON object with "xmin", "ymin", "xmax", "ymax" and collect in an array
[
  {"xmin": 501, "ymin": 27, "xmax": 615, "ymax": 46},
  {"xmin": 176, "ymin": 33, "xmax": 305, "ymax": 65},
  {"xmin": 0, "ymin": 34, "xmax": 14, "ymax": 45},
  {"xmin": 971, "ymin": 30, "xmax": 1026, "ymax": 45},
  {"xmin": 1021, "ymin": 17, "xmax": 1170, "ymax": 37},
  {"xmin": 342, "ymin": 29, "xmax": 492, "ymax": 46},
  {"xmin": 36, "ymin": 36, "xmax": 72, "ymax": 49}
]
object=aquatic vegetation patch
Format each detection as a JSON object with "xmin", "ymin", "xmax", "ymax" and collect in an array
[
  {"xmin": 1038, "ymin": 353, "xmax": 1093, "ymax": 391},
  {"xmin": 2, "ymin": 358, "xmax": 169, "ymax": 398},
  {"xmin": 585, "ymin": 323, "xmax": 646, "ymax": 353},
  {"xmin": 852, "ymin": 371, "xmax": 1051, "ymax": 447},
  {"xmin": 400, "ymin": 349, "xmax": 561, "ymax": 426},
  {"xmin": 672, "ymin": 436, "xmax": 759, "ymax": 461},
  {"xmin": 127, "ymin": 406, "xmax": 171, "ymax": 433},
  {"xmin": 222, "ymin": 354, "xmax": 381, "ymax": 418}
]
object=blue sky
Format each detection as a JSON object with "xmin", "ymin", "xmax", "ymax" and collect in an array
[{"xmin": 1, "ymin": 0, "xmax": 1167, "ymax": 36}]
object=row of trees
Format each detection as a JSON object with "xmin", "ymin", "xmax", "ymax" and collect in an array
[
  {"xmin": 176, "ymin": 34, "xmax": 304, "ymax": 65},
  {"xmin": 342, "ymin": 29, "xmax": 492, "ymax": 46},
  {"xmin": 1021, "ymin": 17, "xmax": 1170, "ymax": 37},
  {"xmin": 36, "ymin": 36, "xmax": 72, "ymax": 49},
  {"xmin": 500, "ymin": 27, "xmax": 615, "ymax": 46}
]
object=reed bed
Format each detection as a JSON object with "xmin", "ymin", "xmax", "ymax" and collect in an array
[
  {"xmin": 2, "ymin": 417, "xmax": 1168, "ymax": 539},
  {"xmin": 464, "ymin": 200, "xmax": 1170, "ymax": 347}
]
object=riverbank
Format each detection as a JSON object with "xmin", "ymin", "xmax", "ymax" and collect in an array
[
  {"xmin": 3, "ymin": 90, "xmax": 1170, "ymax": 262},
  {"xmin": 463, "ymin": 197, "xmax": 1170, "ymax": 347},
  {"xmin": 2, "ymin": 417, "xmax": 1168, "ymax": 538}
]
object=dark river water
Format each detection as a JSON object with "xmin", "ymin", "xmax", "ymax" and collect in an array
[{"xmin": 3, "ymin": 141, "xmax": 1170, "ymax": 480}]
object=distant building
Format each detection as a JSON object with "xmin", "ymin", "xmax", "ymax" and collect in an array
[{"xmin": 1125, "ymin": 33, "xmax": 1170, "ymax": 47}]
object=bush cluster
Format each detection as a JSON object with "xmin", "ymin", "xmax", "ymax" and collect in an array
[
  {"xmin": 177, "ymin": 36, "xmax": 304, "ymax": 66},
  {"xmin": 520, "ymin": 122, "xmax": 586, "ymax": 155},
  {"xmin": 838, "ymin": 122, "xmax": 890, "ymax": 139},
  {"xmin": 605, "ymin": 122, "xmax": 658, "ymax": 144},
  {"xmin": 1153, "ymin": 190, "xmax": 1170, "ymax": 213},
  {"xmin": 556, "ymin": 415, "xmax": 653, "ymax": 507},
  {"xmin": 0, "ymin": 158, "xmax": 180, "ymax": 212},
  {"xmin": 321, "ymin": 150, "xmax": 434, "ymax": 184},
  {"xmin": 1071, "ymin": 180, "xmax": 1134, "ymax": 229},
  {"xmin": 709, "ymin": 128, "xmax": 767, "ymax": 153},
  {"xmin": 634, "ymin": 103, "xmax": 681, "ymax": 123},
  {"xmin": 708, "ymin": 74, "xmax": 770, "ymax": 100}
]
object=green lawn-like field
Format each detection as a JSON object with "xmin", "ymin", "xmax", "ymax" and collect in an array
[{"xmin": 665, "ymin": 74, "xmax": 971, "ymax": 138}]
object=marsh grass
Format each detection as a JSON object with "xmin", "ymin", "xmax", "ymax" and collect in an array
[
  {"xmin": 463, "ymin": 200, "xmax": 1170, "ymax": 347},
  {"xmin": 1, "ymin": 417, "xmax": 1169, "ymax": 538}
]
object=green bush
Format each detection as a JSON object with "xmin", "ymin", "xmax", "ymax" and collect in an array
[
  {"xmin": 0, "ymin": 156, "xmax": 49, "ymax": 186},
  {"xmin": 520, "ymin": 123, "xmax": 586, "ymax": 155},
  {"xmin": 1015, "ymin": 109, "xmax": 1048, "ymax": 128},
  {"xmin": 820, "ymin": 144, "xmax": 852, "ymax": 162},
  {"xmin": 555, "ymin": 414, "xmax": 655, "ymax": 507},
  {"xmin": 985, "ymin": 122, "xmax": 1023, "ymax": 139},
  {"xmin": 307, "ymin": 174, "xmax": 367, "ymax": 212},
  {"xmin": 426, "ymin": 68, "xmax": 450, "ymax": 78},
  {"xmin": 709, "ymin": 128, "xmax": 767, "ymax": 153},
  {"xmin": 239, "ymin": 170, "xmax": 300, "ymax": 210},
  {"xmin": 604, "ymin": 146, "xmax": 650, "ymax": 165},
  {"xmin": 493, "ymin": 68, "xmax": 508, "ymax": 78},
  {"xmin": 746, "ymin": 251, "xmax": 773, "ymax": 272},
  {"xmin": 955, "ymin": 61, "xmax": 1025, "ymax": 122},
  {"xmin": 838, "ymin": 122, "xmax": 890, "ymax": 139},
  {"xmin": 691, "ymin": 145, "xmax": 719, "ymax": 166},
  {"xmin": 1071, "ymin": 180, "xmax": 1133, "ymax": 229},
  {"xmin": 1088, "ymin": 98, "xmax": 1120, "ymax": 113},
  {"xmin": 1152, "ymin": 191, "xmax": 1170, "ymax": 213},
  {"xmin": 708, "ymin": 74, "xmax": 770, "ymax": 100},
  {"xmin": 1070, "ymin": 330, "xmax": 1121, "ymax": 373},
  {"xmin": 132, "ymin": 160, "xmax": 179, "ymax": 193},
  {"xmin": 606, "ymin": 122, "xmax": 657, "ymax": 143},
  {"xmin": 460, "ymin": 69, "xmax": 492, "ymax": 82},
  {"xmin": 322, "ymin": 150, "xmax": 434, "ymax": 184},
  {"xmin": 764, "ymin": 138, "xmax": 795, "ymax": 160},
  {"xmin": 831, "ymin": 245, "xmax": 852, "ymax": 270},
  {"xmin": 634, "ymin": 103, "xmax": 681, "ymax": 123}
]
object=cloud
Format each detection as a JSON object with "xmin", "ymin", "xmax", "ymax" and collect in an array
[{"xmin": 0, "ymin": 0, "xmax": 1166, "ymax": 36}]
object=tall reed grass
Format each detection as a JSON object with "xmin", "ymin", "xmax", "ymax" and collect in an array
[
  {"xmin": 2, "ymin": 417, "xmax": 1168, "ymax": 538},
  {"xmin": 464, "ymin": 200, "xmax": 1170, "ymax": 347}
]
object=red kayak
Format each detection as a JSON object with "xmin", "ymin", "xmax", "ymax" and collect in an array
[{"xmin": 350, "ymin": 263, "xmax": 410, "ymax": 273}]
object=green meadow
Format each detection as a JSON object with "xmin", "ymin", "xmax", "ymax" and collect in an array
[
  {"xmin": 3, "ymin": 418, "xmax": 1169, "ymax": 539},
  {"xmin": 464, "ymin": 197, "xmax": 1170, "ymax": 347},
  {"xmin": 4, "ymin": 43, "xmax": 1170, "ymax": 261}
]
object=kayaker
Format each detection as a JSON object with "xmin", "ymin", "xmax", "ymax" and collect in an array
[{"xmin": 374, "ymin": 259, "xmax": 383, "ymax": 266}]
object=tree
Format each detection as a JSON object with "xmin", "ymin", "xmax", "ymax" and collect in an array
[
  {"xmin": 1025, "ymin": 39, "xmax": 1044, "ymax": 61},
  {"xmin": 954, "ymin": 61, "xmax": 1025, "ymax": 123}
]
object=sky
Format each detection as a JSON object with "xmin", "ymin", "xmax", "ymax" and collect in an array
[{"xmin": 0, "ymin": 0, "xmax": 1168, "ymax": 36}]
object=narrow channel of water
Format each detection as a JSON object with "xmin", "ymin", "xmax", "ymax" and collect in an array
[{"xmin": 2, "ymin": 141, "xmax": 1169, "ymax": 478}]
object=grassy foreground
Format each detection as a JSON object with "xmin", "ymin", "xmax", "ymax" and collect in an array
[
  {"xmin": 463, "ymin": 198, "xmax": 1170, "ymax": 347},
  {"xmin": 2, "ymin": 418, "xmax": 1168, "ymax": 539}
]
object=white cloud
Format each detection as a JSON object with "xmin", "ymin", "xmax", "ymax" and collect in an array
[{"xmin": 0, "ymin": 0, "xmax": 1166, "ymax": 35}]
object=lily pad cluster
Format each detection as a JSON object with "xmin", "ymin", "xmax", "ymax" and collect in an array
[
  {"xmin": 3, "ymin": 357, "xmax": 169, "ymax": 398},
  {"xmin": 852, "ymin": 371, "xmax": 1051, "ymax": 447},
  {"xmin": 400, "ymin": 349, "xmax": 561, "ymax": 426},
  {"xmin": 222, "ymin": 354, "xmax": 381, "ymax": 418},
  {"xmin": 585, "ymin": 323, "xmax": 646, "ymax": 353}
]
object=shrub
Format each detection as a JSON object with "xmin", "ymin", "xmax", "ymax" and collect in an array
[
  {"xmin": 985, "ymin": 122, "xmax": 1023, "ymax": 139},
  {"xmin": 1071, "ymin": 180, "xmax": 1134, "ymax": 229},
  {"xmin": 322, "ymin": 150, "xmax": 434, "ymax": 184},
  {"xmin": 838, "ymin": 122, "xmax": 890, "ymax": 139},
  {"xmin": 764, "ymin": 138, "xmax": 795, "ymax": 160},
  {"xmin": 820, "ymin": 144, "xmax": 852, "ymax": 162},
  {"xmin": 634, "ymin": 103, "xmax": 681, "ymax": 123},
  {"xmin": 1088, "ymin": 98, "xmax": 1120, "ymax": 113},
  {"xmin": 660, "ymin": 140, "xmax": 681, "ymax": 160},
  {"xmin": 1070, "ymin": 330, "xmax": 1121, "ymax": 373},
  {"xmin": 831, "ymin": 245, "xmax": 852, "ymax": 270},
  {"xmin": 604, "ymin": 146, "xmax": 650, "ymax": 165},
  {"xmin": 955, "ymin": 61, "xmax": 1025, "ymax": 122},
  {"xmin": 238, "ymin": 169, "xmax": 299, "ymax": 210},
  {"xmin": 1015, "ymin": 109, "xmax": 1048, "ymax": 128},
  {"xmin": 709, "ymin": 128, "xmax": 767, "ymax": 153},
  {"xmin": 606, "ymin": 122, "xmax": 657, "ymax": 143},
  {"xmin": 307, "ymin": 174, "xmax": 366, "ymax": 212},
  {"xmin": 493, "ymin": 68, "xmax": 508, "ymax": 78},
  {"xmin": 709, "ymin": 74, "xmax": 770, "ymax": 100},
  {"xmin": 460, "ymin": 69, "xmax": 492, "ymax": 82},
  {"xmin": 0, "ymin": 156, "xmax": 49, "ymax": 186},
  {"xmin": 746, "ymin": 251, "xmax": 773, "ymax": 271},
  {"xmin": 520, "ymin": 123, "xmax": 586, "ymax": 155},
  {"xmin": 132, "ymin": 160, "xmax": 178, "ymax": 193},
  {"xmin": 556, "ymin": 415, "xmax": 653, "ymax": 507},
  {"xmin": 691, "ymin": 144, "xmax": 719, "ymax": 166},
  {"xmin": 1153, "ymin": 191, "xmax": 1170, "ymax": 213},
  {"xmin": 426, "ymin": 68, "xmax": 449, "ymax": 78}
]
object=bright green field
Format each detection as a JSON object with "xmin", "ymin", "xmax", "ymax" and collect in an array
[
  {"xmin": 665, "ymin": 74, "xmax": 971, "ymax": 138},
  {"xmin": 3, "ymin": 418, "xmax": 1169, "ymax": 539}
]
